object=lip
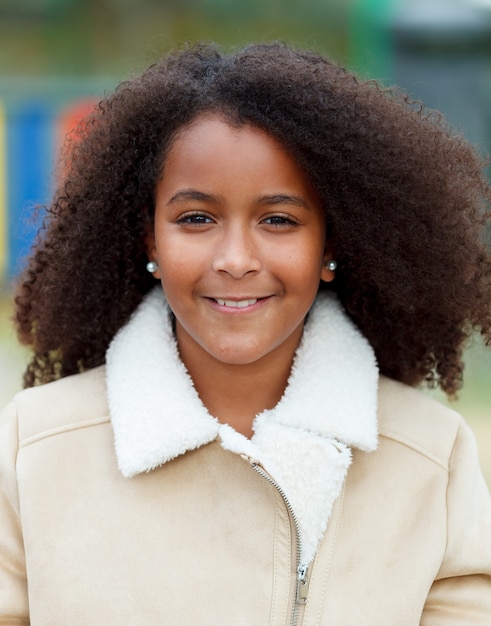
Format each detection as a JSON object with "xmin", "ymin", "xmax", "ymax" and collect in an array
[{"xmin": 205, "ymin": 295, "xmax": 272, "ymax": 313}]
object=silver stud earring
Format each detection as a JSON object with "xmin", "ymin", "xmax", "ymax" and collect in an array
[
  {"xmin": 326, "ymin": 260, "xmax": 337, "ymax": 271},
  {"xmin": 146, "ymin": 260, "xmax": 158, "ymax": 273}
]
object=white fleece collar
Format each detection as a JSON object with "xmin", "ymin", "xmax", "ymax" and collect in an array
[
  {"xmin": 106, "ymin": 288, "xmax": 379, "ymax": 564},
  {"xmin": 106, "ymin": 287, "xmax": 378, "ymax": 478}
]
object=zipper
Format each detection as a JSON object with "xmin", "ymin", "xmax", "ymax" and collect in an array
[
  {"xmin": 247, "ymin": 459, "xmax": 311, "ymax": 626},
  {"xmin": 296, "ymin": 564, "xmax": 309, "ymax": 604}
]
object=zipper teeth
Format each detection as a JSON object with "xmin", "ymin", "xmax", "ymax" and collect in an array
[
  {"xmin": 250, "ymin": 463, "xmax": 302, "ymax": 565},
  {"xmin": 250, "ymin": 462, "xmax": 303, "ymax": 626}
]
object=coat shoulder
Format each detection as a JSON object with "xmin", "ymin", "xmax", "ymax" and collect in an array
[
  {"xmin": 5, "ymin": 366, "xmax": 109, "ymax": 444},
  {"xmin": 377, "ymin": 376, "xmax": 469, "ymax": 470}
]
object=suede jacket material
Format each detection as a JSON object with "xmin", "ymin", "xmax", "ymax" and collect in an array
[{"xmin": 0, "ymin": 291, "xmax": 490, "ymax": 625}]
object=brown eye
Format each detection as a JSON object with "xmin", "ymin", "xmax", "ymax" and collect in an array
[
  {"xmin": 262, "ymin": 215, "xmax": 297, "ymax": 226},
  {"xmin": 177, "ymin": 213, "xmax": 214, "ymax": 224}
]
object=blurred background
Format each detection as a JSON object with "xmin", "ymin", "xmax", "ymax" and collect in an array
[{"xmin": 0, "ymin": 0, "xmax": 490, "ymax": 484}]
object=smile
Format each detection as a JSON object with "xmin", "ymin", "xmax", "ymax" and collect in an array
[{"xmin": 214, "ymin": 298, "xmax": 258, "ymax": 308}]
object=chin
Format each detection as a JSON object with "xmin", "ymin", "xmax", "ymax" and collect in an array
[{"xmin": 208, "ymin": 343, "xmax": 270, "ymax": 366}]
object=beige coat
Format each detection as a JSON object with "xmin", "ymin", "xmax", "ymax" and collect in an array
[{"xmin": 1, "ymin": 291, "xmax": 490, "ymax": 625}]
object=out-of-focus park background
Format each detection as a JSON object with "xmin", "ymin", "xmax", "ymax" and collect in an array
[{"xmin": 0, "ymin": 0, "xmax": 490, "ymax": 485}]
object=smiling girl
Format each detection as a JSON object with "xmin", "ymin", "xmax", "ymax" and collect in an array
[
  {"xmin": 1, "ymin": 43, "xmax": 490, "ymax": 625},
  {"xmin": 148, "ymin": 116, "xmax": 332, "ymax": 438}
]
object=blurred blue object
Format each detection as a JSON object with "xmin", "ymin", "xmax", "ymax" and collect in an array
[{"xmin": 6, "ymin": 101, "xmax": 53, "ymax": 279}]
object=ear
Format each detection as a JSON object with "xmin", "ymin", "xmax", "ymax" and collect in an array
[
  {"xmin": 320, "ymin": 242, "xmax": 336, "ymax": 283},
  {"xmin": 144, "ymin": 227, "xmax": 161, "ymax": 279}
]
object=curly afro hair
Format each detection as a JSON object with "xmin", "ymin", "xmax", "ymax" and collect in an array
[{"xmin": 14, "ymin": 42, "xmax": 491, "ymax": 395}]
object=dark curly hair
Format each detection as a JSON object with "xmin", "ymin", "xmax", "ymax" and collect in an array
[{"xmin": 14, "ymin": 42, "xmax": 491, "ymax": 395}]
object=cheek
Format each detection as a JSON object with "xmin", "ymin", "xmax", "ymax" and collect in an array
[
  {"xmin": 160, "ymin": 260, "xmax": 193, "ymax": 288},
  {"xmin": 157, "ymin": 246, "xmax": 206, "ymax": 303},
  {"xmin": 155, "ymin": 232, "xmax": 194, "ymax": 278},
  {"xmin": 282, "ymin": 241, "xmax": 325, "ymax": 278}
]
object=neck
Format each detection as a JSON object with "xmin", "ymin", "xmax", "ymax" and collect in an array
[{"xmin": 176, "ymin": 331, "xmax": 302, "ymax": 438}]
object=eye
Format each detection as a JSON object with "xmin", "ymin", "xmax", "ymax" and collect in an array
[
  {"xmin": 176, "ymin": 212, "xmax": 215, "ymax": 225},
  {"xmin": 261, "ymin": 214, "xmax": 298, "ymax": 226}
]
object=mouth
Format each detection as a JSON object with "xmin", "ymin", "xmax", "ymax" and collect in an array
[{"xmin": 213, "ymin": 298, "xmax": 259, "ymax": 309}]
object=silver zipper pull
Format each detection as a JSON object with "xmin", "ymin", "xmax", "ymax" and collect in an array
[{"xmin": 296, "ymin": 564, "xmax": 309, "ymax": 604}]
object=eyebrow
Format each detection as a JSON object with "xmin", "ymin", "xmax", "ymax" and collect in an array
[
  {"xmin": 168, "ymin": 190, "xmax": 216, "ymax": 204},
  {"xmin": 257, "ymin": 194, "xmax": 310, "ymax": 210},
  {"xmin": 167, "ymin": 189, "xmax": 311, "ymax": 210}
]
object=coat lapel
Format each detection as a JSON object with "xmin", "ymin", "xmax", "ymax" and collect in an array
[
  {"xmin": 107, "ymin": 288, "xmax": 378, "ymax": 478},
  {"xmin": 106, "ymin": 287, "xmax": 379, "ymax": 564}
]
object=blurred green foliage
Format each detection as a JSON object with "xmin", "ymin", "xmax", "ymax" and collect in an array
[{"xmin": 0, "ymin": 0, "xmax": 352, "ymax": 77}]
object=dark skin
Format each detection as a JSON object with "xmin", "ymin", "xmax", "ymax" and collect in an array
[
  {"xmin": 146, "ymin": 116, "xmax": 334, "ymax": 436},
  {"xmin": 178, "ymin": 347, "xmax": 292, "ymax": 438}
]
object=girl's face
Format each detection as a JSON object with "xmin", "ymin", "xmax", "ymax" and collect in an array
[{"xmin": 147, "ymin": 114, "xmax": 334, "ymax": 369}]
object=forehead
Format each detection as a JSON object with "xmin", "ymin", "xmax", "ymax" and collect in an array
[
  {"xmin": 167, "ymin": 114, "xmax": 282, "ymax": 161},
  {"xmin": 159, "ymin": 114, "xmax": 317, "ymax": 197}
]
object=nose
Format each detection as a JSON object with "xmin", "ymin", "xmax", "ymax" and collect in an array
[{"xmin": 211, "ymin": 223, "xmax": 262, "ymax": 279}]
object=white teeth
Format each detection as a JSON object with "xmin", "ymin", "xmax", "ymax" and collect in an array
[{"xmin": 215, "ymin": 298, "xmax": 258, "ymax": 308}]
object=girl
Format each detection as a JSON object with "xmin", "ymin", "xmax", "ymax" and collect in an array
[{"xmin": 1, "ymin": 43, "xmax": 490, "ymax": 625}]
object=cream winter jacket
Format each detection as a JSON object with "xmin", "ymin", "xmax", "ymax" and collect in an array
[{"xmin": 0, "ymin": 290, "xmax": 490, "ymax": 625}]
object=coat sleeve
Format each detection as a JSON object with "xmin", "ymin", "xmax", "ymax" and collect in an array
[
  {"xmin": 421, "ymin": 419, "xmax": 491, "ymax": 624},
  {"xmin": 0, "ymin": 402, "xmax": 29, "ymax": 625}
]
